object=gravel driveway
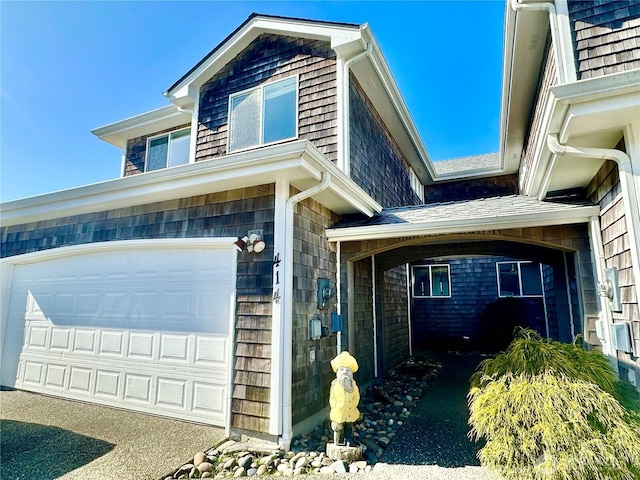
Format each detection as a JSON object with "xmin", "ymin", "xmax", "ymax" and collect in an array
[{"xmin": 0, "ymin": 388, "xmax": 225, "ymax": 480}]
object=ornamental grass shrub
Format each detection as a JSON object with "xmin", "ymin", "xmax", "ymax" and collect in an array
[{"xmin": 468, "ymin": 329, "xmax": 640, "ymax": 480}]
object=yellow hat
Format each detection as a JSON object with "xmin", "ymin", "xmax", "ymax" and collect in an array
[{"xmin": 331, "ymin": 351, "xmax": 359, "ymax": 373}]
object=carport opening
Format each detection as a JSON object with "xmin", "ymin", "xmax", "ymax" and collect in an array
[
  {"xmin": 409, "ymin": 254, "xmax": 572, "ymax": 354},
  {"xmin": 372, "ymin": 243, "xmax": 585, "ymax": 464}
]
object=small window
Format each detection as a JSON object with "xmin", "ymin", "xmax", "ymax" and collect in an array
[
  {"xmin": 409, "ymin": 167, "xmax": 424, "ymax": 198},
  {"xmin": 497, "ymin": 261, "xmax": 543, "ymax": 297},
  {"xmin": 228, "ymin": 76, "xmax": 297, "ymax": 152},
  {"xmin": 146, "ymin": 128, "xmax": 190, "ymax": 172},
  {"xmin": 412, "ymin": 265, "xmax": 451, "ymax": 298}
]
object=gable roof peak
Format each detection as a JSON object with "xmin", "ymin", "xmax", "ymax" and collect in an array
[{"xmin": 164, "ymin": 13, "xmax": 364, "ymax": 105}]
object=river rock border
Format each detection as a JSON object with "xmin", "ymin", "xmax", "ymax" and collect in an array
[{"xmin": 165, "ymin": 358, "xmax": 442, "ymax": 479}]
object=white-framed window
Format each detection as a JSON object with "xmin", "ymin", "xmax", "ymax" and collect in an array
[
  {"xmin": 228, "ymin": 75, "xmax": 298, "ymax": 153},
  {"xmin": 145, "ymin": 128, "xmax": 191, "ymax": 172},
  {"xmin": 412, "ymin": 264, "xmax": 451, "ymax": 298},
  {"xmin": 496, "ymin": 261, "xmax": 543, "ymax": 297},
  {"xmin": 409, "ymin": 167, "xmax": 424, "ymax": 198}
]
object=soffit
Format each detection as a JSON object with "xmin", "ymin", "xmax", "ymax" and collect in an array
[{"xmin": 501, "ymin": 7, "xmax": 549, "ymax": 174}]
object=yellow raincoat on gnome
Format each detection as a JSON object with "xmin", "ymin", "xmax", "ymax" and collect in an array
[{"xmin": 329, "ymin": 351, "xmax": 360, "ymax": 423}]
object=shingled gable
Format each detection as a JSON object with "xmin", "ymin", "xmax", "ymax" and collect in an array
[{"xmin": 164, "ymin": 14, "xmax": 363, "ymax": 105}]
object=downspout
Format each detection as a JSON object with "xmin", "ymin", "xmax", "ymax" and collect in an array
[
  {"xmin": 406, "ymin": 263, "xmax": 413, "ymax": 357},
  {"xmin": 336, "ymin": 241, "xmax": 342, "ymax": 354},
  {"xmin": 510, "ymin": 0, "xmax": 568, "ymax": 84},
  {"xmin": 371, "ymin": 255, "xmax": 378, "ymax": 378},
  {"xmin": 280, "ymin": 172, "xmax": 331, "ymax": 448},
  {"xmin": 547, "ymin": 134, "xmax": 640, "ymax": 333},
  {"xmin": 341, "ymin": 43, "xmax": 373, "ymax": 176}
]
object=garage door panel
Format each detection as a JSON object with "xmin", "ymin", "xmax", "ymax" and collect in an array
[
  {"xmin": 44, "ymin": 364, "xmax": 66, "ymax": 389},
  {"xmin": 4, "ymin": 244, "xmax": 234, "ymax": 426},
  {"xmin": 69, "ymin": 366, "xmax": 92, "ymax": 393}
]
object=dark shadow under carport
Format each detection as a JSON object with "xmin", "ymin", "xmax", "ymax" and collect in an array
[{"xmin": 381, "ymin": 351, "xmax": 485, "ymax": 467}]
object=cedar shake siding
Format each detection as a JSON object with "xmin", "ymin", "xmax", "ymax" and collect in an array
[
  {"xmin": 569, "ymin": 0, "xmax": 640, "ymax": 80},
  {"xmin": 351, "ymin": 258, "xmax": 375, "ymax": 387},
  {"xmin": 586, "ymin": 157, "xmax": 640, "ymax": 361},
  {"xmin": 424, "ymin": 174, "xmax": 519, "ymax": 203},
  {"xmin": 521, "ymin": 36, "xmax": 556, "ymax": 194},
  {"xmin": 291, "ymin": 194, "xmax": 340, "ymax": 426},
  {"xmin": 381, "ymin": 266, "xmax": 409, "ymax": 372},
  {"xmin": 123, "ymin": 123, "xmax": 191, "ymax": 176},
  {"xmin": 196, "ymin": 34, "xmax": 337, "ymax": 163},
  {"xmin": 1, "ymin": 185, "xmax": 276, "ymax": 434},
  {"xmin": 349, "ymin": 75, "xmax": 422, "ymax": 208}
]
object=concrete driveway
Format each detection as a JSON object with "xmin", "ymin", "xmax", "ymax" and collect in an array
[{"xmin": 0, "ymin": 388, "xmax": 226, "ymax": 480}]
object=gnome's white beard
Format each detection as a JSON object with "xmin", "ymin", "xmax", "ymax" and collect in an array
[{"xmin": 338, "ymin": 372, "xmax": 354, "ymax": 393}]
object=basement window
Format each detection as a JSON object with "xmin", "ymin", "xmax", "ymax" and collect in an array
[
  {"xmin": 412, "ymin": 265, "xmax": 451, "ymax": 298},
  {"xmin": 146, "ymin": 128, "xmax": 190, "ymax": 171},
  {"xmin": 228, "ymin": 76, "xmax": 298, "ymax": 152},
  {"xmin": 497, "ymin": 261, "xmax": 543, "ymax": 297}
]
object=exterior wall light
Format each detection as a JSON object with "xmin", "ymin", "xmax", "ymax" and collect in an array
[{"xmin": 234, "ymin": 230, "xmax": 265, "ymax": 253}]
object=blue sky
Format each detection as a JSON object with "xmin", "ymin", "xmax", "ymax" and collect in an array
[{"xmin": 1, "ymin": 1, "xmax": 505, "ymax": 202}]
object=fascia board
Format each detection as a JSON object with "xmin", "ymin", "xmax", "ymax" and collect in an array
[
  {"xmin": 433, "ymin": 167, "xmax": 508, "ymax": 183},
  {"xmin": 359, "ymin": 27, "xmax": 436, "ymax": 183},
  {"xmin": 325, "ymin": 204, "xmax": 599, "ymax": 242},
  {"xmin": 91, "ymin": 105, "xmax": 192, "ymax": 147},
  {"xmin": 166, "ymin": 17, "xmax": 361, "ymax": 101}
]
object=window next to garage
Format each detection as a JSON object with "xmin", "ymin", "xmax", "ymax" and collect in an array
[
  {"xmin": 146, "ymin": 128, "xmax": 191, "ymax": 171},
  {"xmin": 228, "ymin": 76, "xmax": 298, "ymax": 153},
  {"xmin": 412, "ymin": 264, "xmax": 451, "ymax": 298},
  {"xmin": 497, "ymin": 261, "xmax": 543, "ymax": 297}
]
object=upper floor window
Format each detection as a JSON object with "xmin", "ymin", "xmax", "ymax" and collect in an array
[
  {"xmin": 409, "ymin": 167, "xmax": 424, "ymax": 198},
  {"xmin": 497, "ymin": 261, "xmax": 543, "ymax": 297},
  {"xmin": 146, "ymin": 128, "xmax": 190, "ymax": 171},
  {"xmin": 228, "ymin": 76, "xmax": 298, "ymax": 153},
  {"xmin": 412, "ymin": 264, "xmax": 451, "ymax": 298}
]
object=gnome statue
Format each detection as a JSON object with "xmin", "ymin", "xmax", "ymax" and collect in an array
[{"xmin": 329, "ymin": 351, "xmax": 360, "ymax": 446}]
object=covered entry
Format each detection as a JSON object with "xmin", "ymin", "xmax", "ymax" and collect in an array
[
  {"xmin": 1, "ymin": 239, "xmax": 236, "ymax": 426},
  {"xmin": 327, "ymin": 195, "xmax": 601, "ymax": 384}
]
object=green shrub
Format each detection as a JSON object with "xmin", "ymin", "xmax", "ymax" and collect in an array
[
  {"xmin": 468, "ymin": 372, "xmax": 640, "ymax": 480},
  {"xmin": 470, "ymin": 328, "xmax": 640, "ymax": 410},
  {"xmin": 468, "ymin": 329, "xmax": 640, "ymax": 479}
]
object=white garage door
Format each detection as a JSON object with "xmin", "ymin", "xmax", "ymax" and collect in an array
[{"xmin": 2, "ymin": 241, "xmax": 235, "ymax": 426}]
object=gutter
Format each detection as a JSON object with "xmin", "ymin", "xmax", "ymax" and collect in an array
[
  {"xmin": 546, "ymin": 134, "xmax": 640, "ymax": 314},
  {"xmin": 509, "ymin": 0, "xmax": 572, "ymax": 85},
  {"xmin": 279, "ymin": 172, "xmax": 332, "ymax": 449}
]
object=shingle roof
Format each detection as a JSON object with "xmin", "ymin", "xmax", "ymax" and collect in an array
[
  {"xmin": 433, "ymin": 152, "xmax": 501, "ymax": 175},
  {"xmin": 332, "ymin": 195, "xmax": 597, "ymax": 229}
]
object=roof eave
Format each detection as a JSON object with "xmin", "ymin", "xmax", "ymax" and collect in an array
[
  {"xmin": 91, "ymin": 105, "xmax": 192, "ymax": 148},
  {"xmin": 326, "ymin": 203, "xmax": 599, "ymax": 242},
  {"xmin": 1, "ymin": 140, "xmax": 380, "ymax": 227}
]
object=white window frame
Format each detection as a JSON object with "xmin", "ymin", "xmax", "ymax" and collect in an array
[
  {"xmin": 411, "ymin": 264, "xmax": 451, "ymax": 298},
  {"xmin": 496, "ymin": 261, "xmax": 544, "ymax": 298},
  {"xmin": 227, "ymin": 75, "xmax": 299, "ymax": 154},
  {"xmin": 409, "ymin": 167, "xmax": 424, "ymax": 198},
  {"xmin": 144, "ymin": 127, "xmax": 191, "ymax": 172}
]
